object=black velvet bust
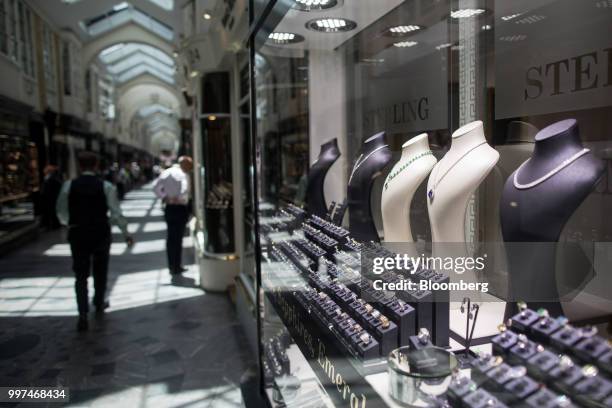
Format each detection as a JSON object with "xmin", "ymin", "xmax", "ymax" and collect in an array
[
  {"xmin": 500, "ymin": 119, "xmax": 605, "ymax": 315},
  {"xmin": 306, "ymin": 139, "xmax": 341, "ymax": 217},
  {"xmin": 347, "ymin": 131, "xmax": 392, "ymax": 242}
]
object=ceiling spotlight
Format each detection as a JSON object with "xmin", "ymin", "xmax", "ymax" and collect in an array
[
  {"xmin": 393, "ymin": 41, "xmax": 418, "ymax": 48},
  {"xmin": 268, "ymin": 32, "xmax": 305, "ymax": 44},
  {"xmin": 481, "ymin": 24, "xmax": 492, "ymax": 30},
  {"xmin": 208, "ymin": 115, "xmax": 217, "ymax": 121},
  {"xmin": 386, "ymin": 25, "xmax": 422, "ymax": 37},
  {"xmin": 293, "ymin": 0, "xmax": 337, "ymax": 11},
  {"xmin": 450, "ymin": 8, "xmax": 486, "ymax": 19},
  {"xmin": 189, "ymin": 70, "xmax": 199, "ymax": 78},
  {"xmin": 306, "ymin": 17, "xmax": 357, "ymax": 32},
  {"xmin": 202, "ymin": 12, "xmax": 212, "ymax": 20}
]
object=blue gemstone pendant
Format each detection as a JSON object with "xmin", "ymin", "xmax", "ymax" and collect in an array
[{"xmin": 428, "ymin": 189, "xmax": 434, "ymax": 201}]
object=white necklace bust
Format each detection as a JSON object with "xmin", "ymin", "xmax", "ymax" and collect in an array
[
  {"xmin": 427, "ymin": 120, "xmax": 499, "ymax": 243},
  {"xmin": 382, "ymin": 133, "xmax": 437, "ymax": 243}
]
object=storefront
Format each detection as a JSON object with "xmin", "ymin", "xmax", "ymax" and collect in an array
[
  {"xmin": 245, "ymin": 0, "xmax": 612, "ymax": 407},
  {"xmin": 0, "ymin": 95, "xmax": 44, "ymax": 253}
]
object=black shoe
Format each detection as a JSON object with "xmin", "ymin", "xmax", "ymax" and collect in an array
[
  {"xmin": 179, "ymin": 266, "xmax": 188, "ymax": 273},
  {"xmin": 94, "ymin": 301, "xmax": 110, "ymax": 315},
  {"xmin": 77, "ymin": 316, "xmax": 88, "ymax": 332}
]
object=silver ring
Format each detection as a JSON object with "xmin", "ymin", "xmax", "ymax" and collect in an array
[
  {"xmin": 417, "ymin": 328, "xmax": 430, "ymax": 344},
  {"xmin": 359, "ymin": 333, "xmax": 371, "ymax": 344},
  {"xmin": 371, "ymin": 309, "xmax": 381, "ymax": 319}
]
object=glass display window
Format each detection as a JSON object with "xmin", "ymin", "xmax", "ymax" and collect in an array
[{"xmin": 249, "ymin": 1, "xmax": 612, "ymax": 407}]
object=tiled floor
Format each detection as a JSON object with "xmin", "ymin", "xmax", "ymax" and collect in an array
[{"xmin": 0, "ymin": 185, "xmax": 253, "ymax": 407}]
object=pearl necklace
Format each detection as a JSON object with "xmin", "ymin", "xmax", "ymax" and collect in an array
[
  {"xmin": 513, "ymin": 148, "xmax": 590, "ymax": 190},
  {"xmin": 348, "ymin": 145, "xmax": 388, "ymax": 184},
  {"xmin": 428, "ymin": 142, "xmax": 486, "ymax": 203},
  {"xmin": 384, "ymin": 150, "xmax": 434, "ymax": 190}
]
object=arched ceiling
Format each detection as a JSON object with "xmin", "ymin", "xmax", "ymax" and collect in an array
[{"xmin": 30, "ymin": 0, "xmax": 187, "ymax": 155}]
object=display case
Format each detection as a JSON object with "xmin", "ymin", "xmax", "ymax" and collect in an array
[{"xmin": 249, "ymin": 0, "xmax": 612, "ymax": 407}]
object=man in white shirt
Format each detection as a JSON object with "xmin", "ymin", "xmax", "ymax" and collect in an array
[{"xmin": 153, "ymin": 156, "xmax": 193, "ymax": 275}]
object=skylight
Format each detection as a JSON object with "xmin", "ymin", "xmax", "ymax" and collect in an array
[
  {"xmin": 99, "ymin": 43, "xmax": 176, "ymax": 85},
  {"xmin": 148, "ymin": 0, "xmax": 174, "ymax": 10},
  {"xmin": 83, "ymin": 3, "xmax": 173, "ymax": 41},
  {"xmin": 117, "ymin": 65, "xmax": 175, "ymax": 84},
  {"xmin": 108, "ymin": 54, "xmax": 175, "ymax": 77},
  {"xmin": 100, "ymin": 44, "xmax": 174, "ymax": 66}
]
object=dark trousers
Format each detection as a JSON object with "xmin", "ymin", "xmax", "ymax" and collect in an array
[
  {"xmin": 165, "ymin": 204, "xmax": 189, "ymax": 274},
  {"xmin": 69, "ymin": 227, "xmax": 111, "ymax": 316}
]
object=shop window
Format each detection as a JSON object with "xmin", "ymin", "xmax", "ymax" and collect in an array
[{"xmin": 251, "ymin": 1, "xmax": 612, "ymax": 407}]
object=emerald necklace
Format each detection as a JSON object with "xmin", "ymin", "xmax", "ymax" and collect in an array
[{"xmin": 384, "ymin": 150, "xmax": 433, "ymax": 190}]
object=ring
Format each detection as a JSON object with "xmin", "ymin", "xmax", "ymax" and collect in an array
[
  {"xmin": 559, "ymin": 355, "xmax": 574, "ymax": 371},
  {"xmin": 417, "ymin": 328, "xmax": 430, "ymax": 344},
  {"xmin": 371, "ymin": 309, "xmax": 381, "ymax": 319},
  {"xmin": 364, "ymin": 303, "xmax": 373, "ymax": 313},
  {"xmin": 340, "ymin": 312, "xmax": 349, "ymax": 320},
  {"xmin": 582, "ymin": 365, "xmax": 599, "ymax": 378},
  {"xmin": 379, "ymin": 315, "xmax": 390, "ymax": 328},
  {"xmin": 318, "ymin": 292, "xmax": 327, "ymax": 300},
  {"xmin": 334, "ymin": 307, "xmax": 342, "ymax": 316},
  {"xmin": 353, "ymin": 324, "xmax": 363, "ymax": 333},
  {"xmin": 359, "ymin": 333, "xmax": 371, "ymax": 344}
]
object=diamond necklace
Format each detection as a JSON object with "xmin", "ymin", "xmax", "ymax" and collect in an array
[
  {"xmin": 384, "ymin": 150, "xmax": 434, "ymax": 190},
  {"xmin": 348, "ymin": 145, "xmax": 388, "ymax": 184},
  {"xmin": 427, "ymin": 142, "xmax": 487, "ymax": 203},
  {"xmin": 513, "ymin": 148, "xmax": 590, "ymax": 190}
]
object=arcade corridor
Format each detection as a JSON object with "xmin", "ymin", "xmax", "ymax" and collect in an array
[{"xmin": 0, "ymin": 186, "xmax": 252, "ymax": 407}]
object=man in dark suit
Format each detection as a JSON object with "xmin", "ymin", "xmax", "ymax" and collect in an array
[{"xmin": 56, "ymin": 152, "xmax": 134, "ymax": 331}]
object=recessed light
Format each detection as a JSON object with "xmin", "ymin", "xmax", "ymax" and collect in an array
[
  {"xmin": 306, "ymin": 17, "xmax": 356, "ymax": 32},
  {"xmin": 268, "ymin": 32, "xmax": 305, "ymax": 44},
  {"xmin": 208, "ymin": 115, "xmax": 217, "ymax": 121},
  {"xmin": 385, "ymin": 25, "xmax": 422, "ymax": 37},
  {"xmin": 481, "ymin": 24, "xmax": 492, "ymax": 30},
  {"xmin": 393, "ymin": 41, "xmax": 418, "ymax": 48},
  {"xmin": 190, "ymin": 70, "xmax": 199, "ymax": 78},
  {"xmin": 450, "ymin": 8, "xmax": 486, "ymax": 19},
  {"xmin": 293, "ymin": 0, "xmax": 337, "ymax": 11},
  {"xmin": 202, "ymin": 12, "xmax": 212, "ymax": 20}
]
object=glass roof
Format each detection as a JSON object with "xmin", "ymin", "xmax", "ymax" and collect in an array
[
  {"xmin": 100, "ymin": 43, "xmax": 173, "ymax": 66},
  {"xmin": 108, "ymin": 54, "xmax": 175, "ymax": 77},
  {"xmin": 100, "ymin": 43, "xmax": 176, "ymax": 85},
  {"xmin": 148, "ymin": 0, "xmax": 174, "ymax": 10},
  {"xmin": 117, "ymin": 65, "xmax": 175, "ymax": 84},
  {"xmin": 83, "ymin": 3, "xmax": 173, "ymax": 41}
]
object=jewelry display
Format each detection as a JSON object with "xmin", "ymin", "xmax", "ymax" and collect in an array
[
  {"xmin": 384, "ymin": 150, "xmax": 434, "ymax": 190},
  {"xmin": 348, "ymin": 144, "xmax": 389, "ymax": 184},
  {"xmin": 513, "ymin": 148, "xmax": 590, "ymax": 189},
  {"xmin": 380, "ymin": 315, "xmax": 390, "ymax": 329},
  {"xmin": 427, "ymin": 141, "xmax": 486, "ymax": 202}
]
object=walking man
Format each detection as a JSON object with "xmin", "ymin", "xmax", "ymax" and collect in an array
[
  {"xmin": 56, "ymin": 152, "xmax": 134, "ymax": 331},
  {"xmin": 153, "ymin": 156, "xmax": 193, "ymax": 276}
]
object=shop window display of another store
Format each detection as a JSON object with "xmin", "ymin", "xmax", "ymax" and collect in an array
[{"xmin": 248, "ymin": 0, "xmax": 612, "ymax": 407}]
